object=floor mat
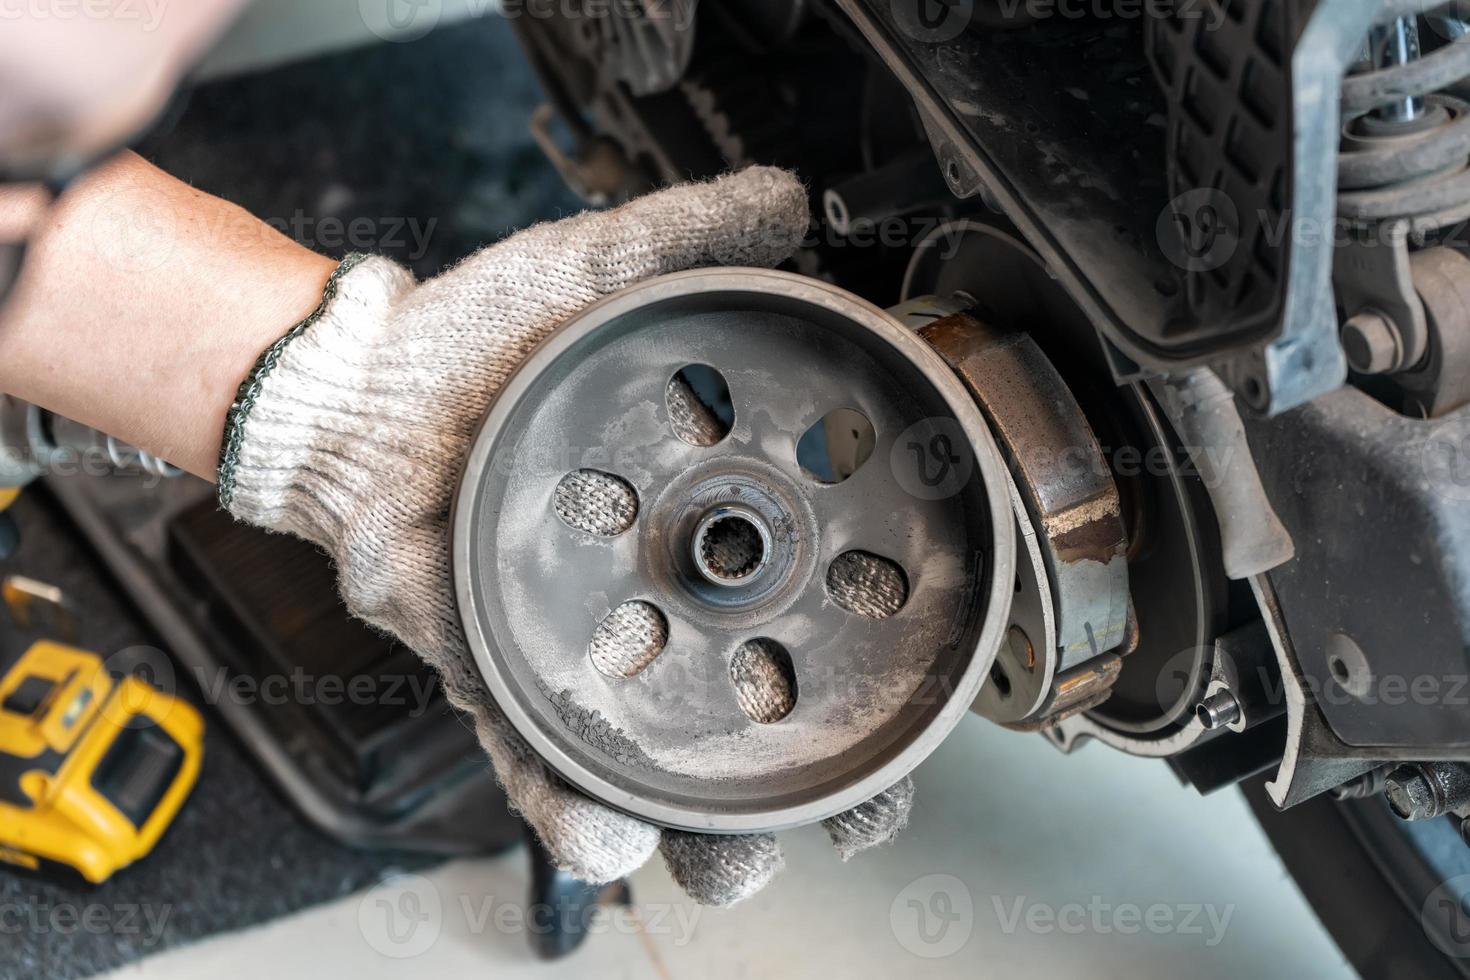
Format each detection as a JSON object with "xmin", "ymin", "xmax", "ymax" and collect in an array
[
  {"xmin": 0, "ymin": 493, "xmax": 438, "ymax": 980},
  {"xmin": 140, "ymin": 13, "xmax": 581, "ymax": 278}
]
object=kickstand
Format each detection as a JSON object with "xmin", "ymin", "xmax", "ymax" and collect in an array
[{"xmin": 523, "ymin": 823, "xmax": 632, "ymax": 960}]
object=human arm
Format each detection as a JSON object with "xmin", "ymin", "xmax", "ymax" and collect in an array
[
  {"xmin": 0, "ymin": 150, "xmax": 336, "ymax": 478},
  {"xmin": 0, "ymin": 155, "xmax": 915, "ymax": 904}
]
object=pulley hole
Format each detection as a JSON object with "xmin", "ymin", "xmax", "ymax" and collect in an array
[
  {"xmin": 797, "ymin": 408, "xmax": 876, "ymax": 485},
  {"xmin": 989, "ymin": 662, "xmax": 1012, "ymax": 699},
  {"xmin": 730, "ymin": 639, "xmax": 797, "ymax": 724},
  {"xmin": 589, "ymin": 601, "xmax": 668, "ymax": 679},
  {"xmin": 667, "ymin": 364, "xmax": 733, "ymax": 447},
  {"xmin": 822, "ymin": 188, "xmax": 849, "ymax": 232},
  {"xmin": 1328, "ymin": 655, "xmax": 1350, "ymax": 685},
  {"xmin": 1242, "ymin": 374, "xmax": 1267, "ymax": 409},
  {"xmin": 826, "ymin": 551, "xmax": 909, "ymax": 620},
  {"xmin": 1006, "ymin": 625, "xmax": 1036, "ymax": 673},
  {"xmin": 553, "ymin": 469, "xmax": 638, "ymax": 536}
]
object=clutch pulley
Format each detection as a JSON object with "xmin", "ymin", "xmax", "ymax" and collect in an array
[{"xmin": 453, "ymin": 269, "xmax": 1015, "ymax": 833}]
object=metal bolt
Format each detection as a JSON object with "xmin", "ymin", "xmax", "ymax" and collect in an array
[
  {"xmin": 1196, "ymin": 690, "xmax": 1242, "ymax": 730},
  {"xmin": 1385, "ymin": 762, "xmax": 1470, "ymax": 820},
  {"xmin": 1331, "ymin": 766, "xmax": 1390, "ymax": 801},
  {"xmin": 1386, "ymin": 766, "xmax": 1439, "ymax": 819},
  {"xmin": 1341, "ymin": 311, "xmax": 1404, "ymax": 374},
  {"xmin": 1368, "ymin": 17, "xmax": 1426, "ymax": 124}
]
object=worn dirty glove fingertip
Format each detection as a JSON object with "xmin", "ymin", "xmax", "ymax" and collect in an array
[
  {"xmin": 823, "ymin": 777, "xmax": 915, "ymax": 861},
  {"xmin": 660, "ymin": 831, "xmax": 785, "ymax": 907},
  {"xmin": 699, "ymin": 165, "xmax": 811, "ymax": 268}
]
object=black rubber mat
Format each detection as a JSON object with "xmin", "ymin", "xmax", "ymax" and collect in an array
[
  {"xmin": 0, "ymin": 492, "xmax": 438, "ymax": 980},
  {"xmin": 167, "ymin": 496, "xmax": 431, "ymax": 776},
  {"xmin": 140, "ymin": 14, "xmax": 582, "ymax": 278}
]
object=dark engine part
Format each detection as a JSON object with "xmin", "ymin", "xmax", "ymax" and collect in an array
[
  {"xmin": 901, "ymin": 221, "xmax": 1242, "ymax": 740},
  {"xmin": 836, "ymin": 0, "xmax": 1470, "ymax": 424},
  {"xmin": 527, "ymin": 0, "xmax": 1470, "ymax": 421},
  {"xmin": 1249, "ymin": 390, "xmax": 1470, "ymax": 756},
  {"xmin": 512, "ymin": 0, "xmax": 964, "ymax": 303},
  {"xmin": 511, "ymin": 0, "xmax": 1266, "ymax": 771},
  {"xmin": 508, "ymin": 0, "xmax": 1470, "ymax": 834},
  {"xmin": 834, "ymin": 0, "xmax": 1336, "ymax": 415},
  {"xmin": 1335, "ymin": 20, "xmax": 1470, "ymax": 420}
]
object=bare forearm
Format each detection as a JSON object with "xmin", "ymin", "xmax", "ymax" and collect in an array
[{"xmin": 0, "ymin": 151, "xmax": 337, "ymax": 479}]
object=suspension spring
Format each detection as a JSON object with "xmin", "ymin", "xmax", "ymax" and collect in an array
[{"xmin": 1338, "ymin": 16, "xmax": 1470, "ymax": 238}]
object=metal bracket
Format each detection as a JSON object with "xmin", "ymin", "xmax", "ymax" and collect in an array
[{"xmin": 1333, "ymin": 219, "xmax": 1429, "ymax": 372}]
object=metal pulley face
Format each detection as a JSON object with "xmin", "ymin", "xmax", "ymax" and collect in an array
[{"xmin": 453, "ymin": 269, "xmax": 1015, "ymax": 833}]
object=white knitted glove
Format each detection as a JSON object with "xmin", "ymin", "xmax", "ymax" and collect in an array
[{"xmin": 216, "ymin": 168, "xmax": 915, "ymax": 906}]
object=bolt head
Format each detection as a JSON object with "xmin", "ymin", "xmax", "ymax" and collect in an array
[
  {"xmin": 1341, "ymin": 311, "xmax": 1403, "ymax": 375},
  {"xmin": 1386, "ymin": 765, "xmax": 1438, "ymax": 820}
]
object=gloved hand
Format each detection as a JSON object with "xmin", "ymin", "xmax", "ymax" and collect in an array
[{"xmin": 215, "ymin": 167, "xmax": 915, "ymax": 906}]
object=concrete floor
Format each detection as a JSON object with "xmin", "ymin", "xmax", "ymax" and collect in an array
[{"xmin": 100, "ymin": 714, "xmax": 1354, "ymax": 979}]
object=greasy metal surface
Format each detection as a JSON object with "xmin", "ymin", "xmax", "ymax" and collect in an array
[
  {"xmin": 1202, "ymin": 620, "xmax": 1285, "ymax": 735},
  {"xmin": 1007, "ymin": 653, "xmax": 1123, "ymax": 734},
  {"xmin": 1253, "ymin": 574, "xmax": 1378, "ymax": 808},
  {"xmin": 836, "ymin": 1, "xmax": 1173, "ymax": 363},
  {"xmin": 1332, "ymin": 224, "xmax": 1428, "ymax": 373},
  {"xmin": 453, "ymin": 269, "xmax": 1016, "ymax": 833},
  {"xmin": 892, "ymin": 294, "xmax": 1058, "ymax": 724},
  {"xmin": 1147, "ymin": 370, "xmax": 1294, "ymax": 580},
  {"xmin": 1049, "ymin": 698, "xmax": 1213, "ymax": 759},
  {"xmin": 1401, "ymin": 246, "xmax": 1470, "ymax": 417},
  {"xmin": 971, "ymin": 473, "xmax": 1057, "ymax": 723},
  {"xmin": 1247, "ymin": 385, "xmax": 1470, "ymax": 752},
  {"xmin": 691, "ymin": 505, "xmax": 773, "ymax": 587},
  {"xmin": 903, "ymin": 220, "xmax": 1230, "ymax": 740},
  {"xmin": 920, "ymin": 312, "xmax": 1129, "ymax": 674},
  {"xmin": 1223, "ymin": 0, "xmax": 1358, "ymax": 415}
]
